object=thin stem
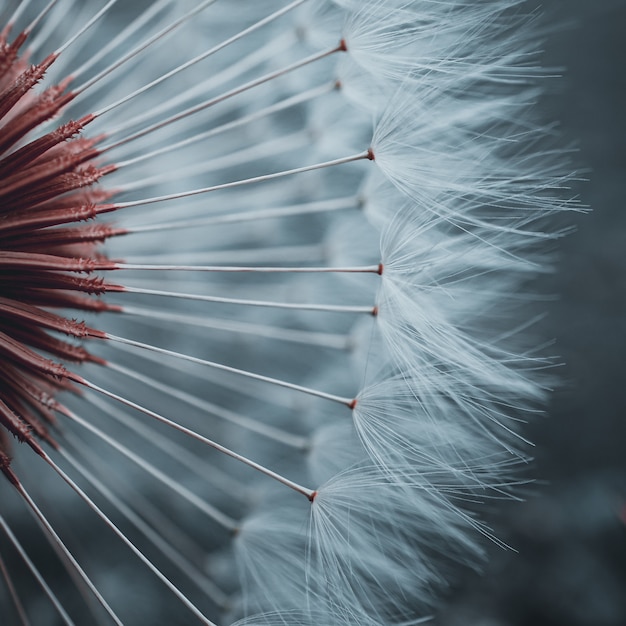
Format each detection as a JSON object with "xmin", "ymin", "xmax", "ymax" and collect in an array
[
  {"xmin": 102, "ymin": 42, "xmax": 346, "ymax": 150},
  {"xmin": 23, "ymin": 0, "xmax": 57, "ymax": 37},
  {"xmin": 103, "ymin": 333, "xmax": 356, "ymax": 408},
  {"xmin": 13, "ymin": 481, "xmax": 123, "ymax": 626},
  {"xmin": 83, "ymin": 392, "xmax": 253, "ymax": 503},
  {"xmin": 39, "ymin": 451, "xmax": 219, "ymax": 626},
  {"xmin": 120, "ymin": 285, "xmax": 376, "ymax": 314},
  {"xmin": 115, "ymin": 263, "xmax": 381, "ymax": 274},
  {"xmin": 102, "ymin": 30, "xmax": 295, "ymax": 139},
  {"xmin": 77, "ymin": 377, "xmax": 317, "ymax": 501},
  {"xmin": 71, "ymin": 0, "xmax": 171, "ymax": 80},
  {"xmin": 113, "ymin": 152, "xmax": 370, "ymax": 210},
  {"xmin": 106, "ymin": 339, "xmax": 297, "ymax": 411},
  {"xmin": 91, "ymin": 0, "xmax": 307, "ymax": 117},
  {"xmin": 72, "ymin": 0, "xmax": 217, "ymax": 94},
  {"xmin": 7, "ymin": 0, "xmax": 36, "ymax": 30},
  {"xmin": 0, "ymin": 514, "xmax": 73, "ymax": 626},
  {"xmin": 120, "ymin": 304, "xmax": 351, "ymax": 350},
  {"xmin": 126, "ymin": 195, "xmax": 359, "ymax": 234},
  {"xmin": 107, "ymin": 361, "xmax": 310, "ymax": 449},
  {"xmin": 58, "ymin": 443, "xmax": 231, "ymax": 609},
  {"xmin": 71, "ymin": 414, "xmax": 227, "ymax": 558},
  {"xmin": 123, "ymin": 244, "xmax": 326, "ymax": 265},
  {"xmin": 27, "ymin": 0, "xmax": 78, "ymax": 62},
  {"xmin": 117, "ymin": 131, "xmax": 310, "ymax": 193},
  {"xmin": 54, "ymin": 0, "xmax": 119, "ymax": 56},
  {"xmin": 59, "ymin": 406, "xmax": 238, "ymax": 531},
  {"xmin": 0, "ymin": 544, "xmax": 32, "ymax": 626},
  {"xmin": 115, "ymin": 82, "xmax": 336, "ymax": 168}
]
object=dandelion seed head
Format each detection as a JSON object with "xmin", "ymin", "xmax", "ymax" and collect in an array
[{"xmin": 0, "ymin": 1, "xmax": 574, "ymax": 624}]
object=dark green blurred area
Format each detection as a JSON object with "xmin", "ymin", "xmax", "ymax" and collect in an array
[{"xmin": 437, "ymin": 2, "xmax": 626, "ymax": 624}]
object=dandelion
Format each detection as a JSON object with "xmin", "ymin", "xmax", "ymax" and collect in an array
[{"xmin": 0, "ymin": 1, "xmax": 574, "ymax": 625}]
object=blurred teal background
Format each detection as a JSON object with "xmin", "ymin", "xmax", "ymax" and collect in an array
[{"xmin": 437, "ymin": 3, "xmax": 626, "ymax": 624}]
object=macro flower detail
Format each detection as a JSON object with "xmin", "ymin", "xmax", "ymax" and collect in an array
[{"xmin": 0, "ymin": 1, "xmax": 573, "ymax": 625}]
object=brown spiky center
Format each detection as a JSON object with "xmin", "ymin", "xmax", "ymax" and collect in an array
[{"xmin": 0, "ymin": 25, "xmax": 118, "ymax": 477}]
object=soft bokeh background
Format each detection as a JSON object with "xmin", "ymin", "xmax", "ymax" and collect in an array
[{"xmin": 437, "ymin": 2, "xmax": 626, "ymax": 624}]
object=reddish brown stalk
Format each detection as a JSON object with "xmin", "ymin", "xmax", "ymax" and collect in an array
[
  {"xmin": 5, "ymin": 325, "xmax": 105, "ymax": 364},
  {"xmin": 0, "ymin": 115, "xmax": 94, "ymax": 176},
  {"xmin": 0, "ymin": 27, "xmax": 119, "ymax": 475},
  {"xmin": 0, "ymin": 251, "xmax": 117, "ymax": 272},
  {"xmin": 0, "ymin": 83, "xmax": 78, "ymax": 157},
  {"xmin": 0, "ymin": 148, "xmax": 101, "ymax": 197},
  {"xmin": 14, "ymin": 290, "xmax": 122, "ymax": 313},
  {"xmin": 0, "ymin": 362, "xmax": 64, "ymax": 418},
  {"xmin": 0, "ymin": 273, "xmax": 116, "ymax": 295},
  {"xmin": 0, "ymin": 390, "xmax": 57, "ymax": 447},
  {"xmin": 0, "ymin": 201, "xmax": 117, "ymax": 234},
  {"xmin": 0, "ymin": 297, "xmax": 105, "ymax": 338},
  {"xmin": 0, "ymin": 438, "xmax": 21, "ymax": 487},
  {"xmin": 0, "ymin": 30, "xmax": 28, "ymax": 81},
  {"xmin": 0, "ymin": 53, "xmax": 58, "ymax": 119},
  {"xmin": 0, "ymin": 396, "xmax": 47, "ymax": 454},
  {"xmin": 1, "ymin": 224, "xmax": 126, "ymax": 249},
  {"xmin": 1, "ymin": 163, "xmax": 116, "ymax": 208}
]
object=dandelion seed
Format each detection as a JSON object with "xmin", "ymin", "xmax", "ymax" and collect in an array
[{"xmin": 0, "ymin": 1, "xmax": 573, "ymax": 625}]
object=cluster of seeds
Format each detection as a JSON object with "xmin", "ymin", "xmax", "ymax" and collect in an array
[{"xmin": 0, "ymin": 2, "xmax": 573, "ymax": 625}]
